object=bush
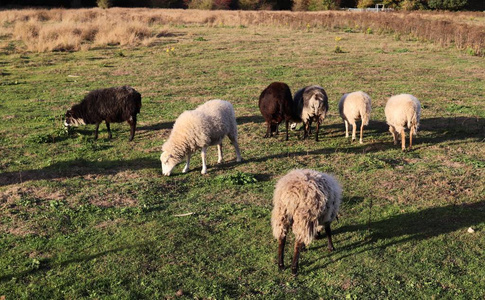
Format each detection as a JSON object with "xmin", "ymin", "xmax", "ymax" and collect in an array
[
  {"xmin": 97, "ymin": 0, "xmax": 112, "ymax": 9},
  {"xmin": 427, "ymin": 0, "xmax": 468, "ymax": 10}
]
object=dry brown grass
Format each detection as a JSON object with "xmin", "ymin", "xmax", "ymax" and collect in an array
[{"xmin": 1, "ymin": 8, "xmax": 484, "ymax": 55}]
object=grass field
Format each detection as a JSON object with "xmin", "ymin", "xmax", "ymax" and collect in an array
[{"xmin": 1, "ymin": 9, "xmax": 484, "ymax": 299}]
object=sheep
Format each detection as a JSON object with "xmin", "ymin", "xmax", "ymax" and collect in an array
[
  {"xmin": 338, "ymin": 91, "xmax": 372, "ymax": 144},
  {"xmin": 271, "ymin": 169, "xmax": 342, "ymax": 275},
  {"xmin": 64, "ymin": 86, "xmax": 142, "ymax": 141},
  {"xmin": 384, "ymin": 94, "xmax": 421, "ymax": 151},
  {"xmin": 293, "ymin": 85, "xmax": 329, "ymax": 141},
  {"xmin": 258, "ymin": 82, "xmax": 300, "ymax": 141},
  {"xmin": 160, "ymin": 99, "xmax": 242, "ymax": 176}
]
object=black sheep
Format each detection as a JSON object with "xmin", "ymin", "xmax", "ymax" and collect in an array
[
  {"xmin": 64, "ymin": 86, "xmax": 142, "ymax": 141},
  {"xmin": 258, "ymin": 82, "xmax": 300, "ymax": 141}
]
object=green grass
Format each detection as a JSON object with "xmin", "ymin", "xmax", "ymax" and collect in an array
[{"xmin": 1, "ymin": 23, "xmax": 484, "ymax": 299}]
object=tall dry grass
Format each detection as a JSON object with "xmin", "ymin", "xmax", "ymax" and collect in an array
[{"xmin": 1, "ymin": 8, "xmax": 484, "ymax": 55}]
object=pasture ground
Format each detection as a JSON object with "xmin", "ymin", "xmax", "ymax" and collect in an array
[{"xmin": 1, "ymin": 18, "xmax": 484, "ymax": 299}]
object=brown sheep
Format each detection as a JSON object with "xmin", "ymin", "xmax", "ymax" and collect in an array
[{"xmin": 258, "ymin": 82, "xmax": 300, "ymax": 141}]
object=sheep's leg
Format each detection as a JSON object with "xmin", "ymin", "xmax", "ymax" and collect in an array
[
  {"xmin": 228, "ymin": 134, "xmax": 242, "ymax": 162},
  {"xmin": 315, "ymin": 120, "xmax": 320, "ymax": 142},
  {"xmin": 351, "ymin": 122, "xmax": 357, "ymax": 142},
  {"xmin": 201, "ymin": 147, "xmax": 208, "ymax": 174},
  {"xmin": 217, "ymin": 143, "xmax": 223, "ymax": 164},
  {"xmin": 278, "ymin": 236, "xmax": 286, "ymax": 271},
  {"xmin": 284, "ymin": 121, "xmax": 288, "ymax": 141},
  {"xmin": 359, "ymin": 122, "xmax": 364, "ymax": 144},
  {"xmin": 389, "ymin": 126, "xmax": 397, "ymax": 145},
  {"xmin": 128, "ymin": 116, "xmax": 136, "ymax": 141},
  {"xmin": 264, "ymin": 122, "xmax": 271, "ymax": 138},
  {"xmin": 105, "ymin": 122, "xmax": 112, "ymax": 139},
  {"xmin": 182, "ymin": 153, "xmax": 191, "ymax": 173},
  {"xmin": 344, "ymin": 120, "xmax": 349, "ymax": 138},
  {"xmin": 291, "ymin": 241, "xmax": 304, "ymax": 275},
  {"xmin": 409, "ymin": 126, "xmax": 414, "ymax": 150},
  {"xmin": 325, "ymin": 222, "xmax": 334, "ymax": 251},
  {"xmin": 94, "ymin": 123, "xmax": 100, "ymax": 140},
  {"xmin": 401, "ymin": 128, "xmax": 406, "ymax": 151},
  {"xmin": 303, "ymin": 122, "xmax": 310, "ymax": 139}
]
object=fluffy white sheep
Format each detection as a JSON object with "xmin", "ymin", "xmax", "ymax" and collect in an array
[
  {"xmin": 271, "ymin": 169, "xmax": 342, "ymax": 275},
  {"xmin": 293, "ymin": 85, "xmax": 329, "ymax": 141},
  {"xmin": 338, "ymin": 91, "xmax": 372, "ymax": 144},
  {"xmin": 385, "ymin": 94, "xmax": 421, "ymax": 151},
  {"xmin": 160, "ymin": 99, "xmax": 242, "ymax": 176}
]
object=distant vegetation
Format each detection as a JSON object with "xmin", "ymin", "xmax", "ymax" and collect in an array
[
  {"xmin": 1, "ymin": 0, "xmax": 485, "ymax": 10},
  {"xmin": 1, "ymin": 8, "xmax": 484, "ymax": 56}
]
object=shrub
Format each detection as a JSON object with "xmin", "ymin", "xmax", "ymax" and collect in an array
[
  {"xmin": 97, "ymin": 0, "xmax": 112, "ymax": 9},
  {"xmin": 427, "ymin": 0, "xmax": 468, "ymax": 10}
]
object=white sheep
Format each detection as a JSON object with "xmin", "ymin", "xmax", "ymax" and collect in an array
[
  {"xmin": 271, "ymin": 169, "xmax": 342, "ymax": 275},
  {"xmin": 384, "ymin": 94, "xmax": 421, "ymax": 151},
  {"xmin": 338, "ymin": 91, "xmax": 372, "ymax": 144},
  {"xmin": 293, "ymin": 85, "xmax": 329, "ymax": 141},
  {"xmin": 160, "ymin": 99, "xmax": 242, "ymax": 176}
]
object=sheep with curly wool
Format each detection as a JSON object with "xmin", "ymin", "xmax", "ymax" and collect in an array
[
  {"xmin": 385, "ymin": 94, "xmax": 421, "ymax": 151},
  {"xmin": 338, "ymin": 91, "xmax": 372, "ymax": 144},
  {"xmin": 271, "ymin": 169, "xmax": 342, "ymax": 275},
  {"xmin": 293, "ymin": 85, "xmax": 329, "ymax": 141},
  {"xmin": 160, "ymin": 99, "xmax": 242, "ymax": 176}
]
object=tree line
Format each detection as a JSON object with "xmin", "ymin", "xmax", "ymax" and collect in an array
[{"xmin": 1, "ymin": 0, "xmax": 484, "ymax": 11}]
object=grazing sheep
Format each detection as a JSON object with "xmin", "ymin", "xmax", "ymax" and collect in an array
[
  {"xmin": 271, "ymin": 169, "xmax": 342, "ymax": 275},
  {"xmin": 338, "ymin": 91, "xmax": 372, "ymax": 144},
  {"xmin": 258, "ymin": 82, "xmax": 300, "ymax": 141},
  {"xmin": 385, "ymin": 94, "xmax": 421, "ymax": 151},
  {"xmin": 160, "ymin": 99, "xmax": 242, "ymax": 176},
  {"xmin": 64, "ymin": 86, "xmax": 142, "ymax": 141},
  {"xmin": 293, "ymin": 85, "xmax": 329, "ymax": 141}
]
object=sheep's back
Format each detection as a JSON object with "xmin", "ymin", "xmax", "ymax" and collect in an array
[
  {"xmin": 339, "ymin": 91, "xmax": 371, "ymax": 124},
  {"xmin": 385, "ymin": 94, "xmax": 421, "ymax": 131},
  {"xmin": 77, "ymin": 86, "xmax": 141, "ymax": 124},
  {"xmin": 272, "ymin": 169, "xmax": 341, "ymax": 244},
  {"xmin": 259, "ymin": 82, "xmax": 293, "ymax": 122}
]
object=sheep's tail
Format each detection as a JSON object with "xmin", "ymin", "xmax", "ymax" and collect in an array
[
  {"xmin": 271, "ymin": 205, "xmax": 289, "ymax": 240},
  {"xmin": 292, "ymin": 212, "xmax": 319, "ymax": 245},
  {"xmin": 361, "ymin": 95, "xmax": 372, "ymax": 126},
  {"xmin": 408, "ymin": 109, "xmax": 420, "ymax": 135}
]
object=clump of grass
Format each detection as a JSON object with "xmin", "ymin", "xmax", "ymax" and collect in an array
[{"xmin": 215, "ymin": 171, "xmax": 258, "ymax": 185}]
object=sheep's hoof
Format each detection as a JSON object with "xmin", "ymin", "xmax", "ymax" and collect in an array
[
  {"xmin": 328, "ymin": 246, "xmax": 335, "ymax": 252},
  {"xmin": 291, "ymin": 268, "xmax": 298, "ymax": 275},
  {"xmin": 359, "ymin": 140, "xmax": 363, "ymax": 144},
  {"xmin": 201, "ymin": 169, "xmax": 207, "ymax": 175},
  {"xmin": 278, "ymin": 264, "xmax": 285, "ymax": 271}
]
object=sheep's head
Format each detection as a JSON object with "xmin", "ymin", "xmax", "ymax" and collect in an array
[
  {"xmin": 64, "ymin": 109, "xmax": 85, "ymax": 127},
  {"xmin": 160, "ymin": 151, "xmax": 179, "ymax": 176}
]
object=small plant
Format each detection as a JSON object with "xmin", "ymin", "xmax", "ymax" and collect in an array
[
  {"xmin": 194, "ymin": 37, "xmax": 207, "ymax": 42},
  {"xmin": 216, "ymin": 171, "xmax": 257, "ymax": 185},
  {"xmin": 96, "ymin": 0, "xmax": 111, "ymax": 9},
  {"xmin": 165, "ymin": 47, "xmax": 175, "ymax": 56},
  {"xmin": 334, "ymin": 36, "xmax": 344, "ymax": 53},
  {"xmin": 366, "ymin": 27, "xmax": 373, "ymax": 34}
]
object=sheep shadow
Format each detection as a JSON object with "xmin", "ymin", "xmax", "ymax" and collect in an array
[
  {"xmin": 0, "ymin": 157, "xmax": 160, "ymax": 187},
  {"xmin": 303, "ymin": 200, "xmax": 485, "ymax": 273},
  {"xmin": 0, "ymin": 241, "xmax": 155, "ymax": 283},
  {"xmin": 418, "ymin": 116, "xmax": 484, "ymax": 144},
  {"xmin": 237, "ymin": 115, "xmax": 264, "ymax": 125},
  {"xmin": 137, "ymin": 121, "xmax": 174, "ymax": 131}
]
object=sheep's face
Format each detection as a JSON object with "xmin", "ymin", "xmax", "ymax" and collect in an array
[
  {"xmin": 64, "ymin": 110, "xmax": 85, "ymax": 127},
  {"xmin": 160, "ymin": 151, "xmax": 178, "ymax": 176}
]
